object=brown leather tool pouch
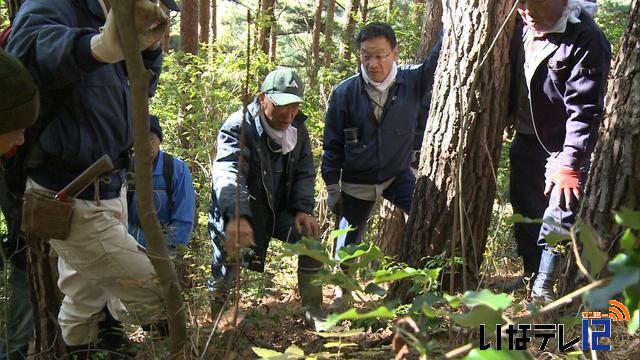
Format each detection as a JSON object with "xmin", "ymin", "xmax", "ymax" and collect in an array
[{"xmin": 21, "ymin": 189, "xmax": 74, "ymax": 240}]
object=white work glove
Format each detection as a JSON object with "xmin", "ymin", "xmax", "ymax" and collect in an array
[
  {"xmin": 326, "ymin": 183, "xmax": 341, "ymax": 215},
  {"xmin": 91, "ymin": 1, "xmax": 168, "ymax": 64}
]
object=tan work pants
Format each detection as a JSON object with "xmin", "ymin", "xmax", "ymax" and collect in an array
[{"xmin": 26, "ymin": 179, "xmax": 164, "ymax": 346}]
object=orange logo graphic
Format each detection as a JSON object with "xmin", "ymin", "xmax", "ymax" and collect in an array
[{"xmin": 604, "ymin": 300, "xmax": 630, "ymax": 321}]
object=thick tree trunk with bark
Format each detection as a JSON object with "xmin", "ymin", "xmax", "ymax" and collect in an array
[
  {"xmin": 324, "ymin": 0, "xmax": 336, "ymax": 65},
  {"xmin": 270, "ymin": 19, "xmax": 277, "ymax": 62},
  {"xmin": 211, "ymin": 0, "xmax": 217, "ymax": 44},
  {"xmin": 311, "ymin": 0, "xmax": 324, "ymax": 66},
  {"xmin": 257, "ymin": 0, "xmax": 275, "ymax": 55},
  {"xmin": 389, "ymin": 0, "xmax": 515, "ymax": 302},
  {"xmin": 27, "ymin": 239, "xmax": 65, "ymax": 358},
  {"xmin": 199, "ymin": 0, "xmax": 210, "ymax": 44},
  {"xmin": 560, "ymin": 0, "xmax": 640, "ymax": 295},
  {"xmin": 377, "ymin": 0, "xmax": 444, "ymax": 254},
  {"xmin": 416, "ymin": 0, "xmax": 443, "ymax": 62},
  {"xmin": 341, "ymin": 0, "xmax": 359, "ymax": 61},
  {"xmin": 180, "ymin": 0, "xmax": 199, "ymax": 54},
  {"xmin": 161, "ymin": 4, "xmax": 171, "ymax": 53}
]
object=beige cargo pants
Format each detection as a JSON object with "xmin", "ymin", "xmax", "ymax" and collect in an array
[{"xmin": 26, "ymin": 178, "xmax": 164, "ymax": 346}]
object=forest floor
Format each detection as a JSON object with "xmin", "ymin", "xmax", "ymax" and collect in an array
[{"xmin": 131, "ymin": 239, "xmax": 640, "ymax": 360}]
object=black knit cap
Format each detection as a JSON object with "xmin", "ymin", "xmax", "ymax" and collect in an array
[
  {"xmin": 0, "ymin": 49, "xmax": 39, "ymax": 134},
  {"xmin": 149, "ymin": 114, "xmax": 163, "ymax": 142}
]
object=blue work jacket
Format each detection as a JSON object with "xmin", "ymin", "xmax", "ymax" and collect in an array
[
  {"xmin": 6, "ymin": 0, "xmax": 162, "ymax": 199},
  {"xmin": 321, "ymin": 40, "xmax": 441, "ymax": 185},
  {"xmin": 523, "ymin": 13, "xmax": 611, "ymax": 170},
  {"xmin": 128, "ymin": 151, "xmax": 196, "ymax": 248}
]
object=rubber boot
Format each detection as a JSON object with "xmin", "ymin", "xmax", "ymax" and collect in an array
[
  {"xmin": 327, "ymin": 286, "xmax": 352, "ymax": 312},
  {"xmin": 298, "ymin": 271, "xmax": 325, "ymax": 331},
  {"xmin": 531, "ymin": 249, "xmax": 560, "ymax": 302},
  {"xmin": 66, "ymin": 344, "xmax": 92, "ymax": 360},
  {"xmin": 98, "ymin": 308, "xmax": 136, "ymax": 359},
  {"xmin": 502, "ymin": 253, "xmax": 541, "ymax": 292}
]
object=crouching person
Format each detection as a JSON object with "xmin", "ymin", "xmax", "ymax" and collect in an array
[{"xmin": 208, "ymin": 68, "xmax": 324, "ymax": 329}]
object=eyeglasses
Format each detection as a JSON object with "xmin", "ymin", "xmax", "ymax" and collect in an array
[{"xmin": 359, "ymin": 51, "xmax": 393, "ymax": 64}]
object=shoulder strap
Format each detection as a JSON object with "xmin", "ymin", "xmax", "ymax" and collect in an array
[{"xmin": 163, "ymin": 153, "xmax": 174, "ymax": 218}]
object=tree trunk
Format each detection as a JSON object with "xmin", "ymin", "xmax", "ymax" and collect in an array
[
  {"xmin": 257, "ymin": 0, "xmax": 275, "ymax": 55},
  {"xmin": 389, "ymin": 0, "xmax": 514, "ymax": 303},
  {"xmin": 27, "ymin": 239, "xmax": 65, "ymax": 358},
  {"xmin": 560, "ymin": 0, "xmax": 640, "ymax": 295},
  {"xmin": 311, "ymin": 0, "xmax": 324, "ymax": 66},
  {"xmin": 341, "ymin": 0, "xmax": 359, "ymax": 61},
  {"xmin": 376, "ymin": 201, "xmax": 405, "ymax": 258},
  {"xmin": 377, "ymin": 2, "xmax": 443, "ymax": 257},
  {"xmin": 199, "ymin": 0, "xmax": 210, "ymax": 44},
  {"xmin": 324, "ymin": 0, "xmax": 336, "ymax": 65},
  {"xmin": 211, "ymin": 0, "xmax": 217, "ymax": 44},
  {"xmin": 415, "ymin": 0, "xmax": 443, "ymax": 62},
  {"xmin": 362, "ymin": 0, "xmax": 369, "ymax": 23},
  {"xmin": 387, "ymin": 0, "xmax": 394, "ymax": 20},
  {"xmin": 180, "ymin": 0, "xmax": 199, "ymax": 54},
  {"xmin": 161, "ymin": 4, "xmax": 171, "ymax": 53},
  {"xmin": 270, "ymin": 17, "xmax": 277, "ymax": 62}
]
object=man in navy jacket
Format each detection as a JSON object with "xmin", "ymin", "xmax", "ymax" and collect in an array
[
  {"xmin": 321, "ymin": 22, "xmax": 440, "ymax": 307},
  {"xmin": 516, "ymin": 0, "xmax": 610, "ymax": 301},
  {"xmin": 7, "ymin": 0, "xmax": 180, "ymax": 353}
]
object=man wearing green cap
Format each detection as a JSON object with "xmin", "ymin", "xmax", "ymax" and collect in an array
[
  {"xmin": 0, "ymin": 48, "xmax": 39, "ymax": 360},
  {"xmin": 208, "ymin": 68, "xmax": 324, "ymax": 329}
]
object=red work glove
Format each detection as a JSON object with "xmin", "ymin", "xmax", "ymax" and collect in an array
[{"xmin": 545, "ymin": 167, "xmax": 580, "ymax": 211}]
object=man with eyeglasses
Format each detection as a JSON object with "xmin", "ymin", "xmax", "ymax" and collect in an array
[
  {"xmin": 208, "ymin": 68, "xmax": 324, "ymax": 329},
  {"xmin": 321, "ymin": 22, "xmax": 441, "ymax": 309},
  {"xmin": 513, "ymin": 0, "xmax": 609, "ymax": 302}
]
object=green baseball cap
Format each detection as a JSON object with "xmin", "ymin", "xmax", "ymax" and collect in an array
[{"xmin": 260, "ymin": 68, "xmax": 304, "ymax": 106}]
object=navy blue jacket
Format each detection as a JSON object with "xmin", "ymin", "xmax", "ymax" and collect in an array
[
  {"xmin": 209, "ymin": 99, "xmax": 316, "ymax": 240},
  {"xmin": 525, "ymin": 13, "xmax": 610, "ymax": 170},
  {"xmin": 128, "ymin": 151, "xmax": 196, "ymax": 248},
  {"xmin": 321, "ymin": 41, "xmax": 441, "ymax": 185},
  {"xmin": 6, "ymin": 0, "xmax": 163, "ymax": 199}
]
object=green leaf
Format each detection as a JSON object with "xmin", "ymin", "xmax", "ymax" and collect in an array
[
  {"xmin": 452, "ymin": 305, "xmax": 503, "ymax": 328},
  {"xmin": 327, "ymin": 227, "xmax": 354, "ymax": 244},
  {"xmin": 629, "ymin": 309, "xmax": 639, "ymax": 335},
  {"xmin": 373, "ymin": 267, "xmax": 440, "ymax": 285},
  {"xmin": 282, "ymin": 238, "xmax": 336, "ymax": 267},
  {"xmin": 337, "ymin": 243, "xmax": 383, "ymax": 269},
  {"xmin": 313, "ymin": 328, "xmax": 365, "ymax": 338},
  {"xmin": 614, "ymin": 208, "xmax": 640, "ymax": 230},
  {"xmin": 322, "ymin": 306, "xmax": 395, "ymax": 330},
  {"xmin": 464, "ymin": 348, "xmax": 533, "ymax": 360},
  {"xmin": 508, "ymin": 213, "xmax": 543, "ymax": 225},
  {"xmin": 544, "ymin": 231, "xmax": 571, "ymax": 247},
  {"xmin": 577, "ymin": 221, "xmax": 608, "ymax": 276},
  {"xmin": 620, "ymin": 229, "xmax": 636, "ymax": 252},
  {"xmin": 323, "ymin": 342, "xmax": 358, "ymax": 348},
  {"xmin": 585, "ymin": 254, "xmax": 640, "ymax": 309},
  {"xmin": 444, "ymin": 293, "xmax": 462, "ymax": 308},
  {"xmin": 252, "ymin": 347, "xmax": 284, "ymax": 358},
  {"xmin": 462, "ymin": 289, "xmax": 512, "ymax": 311},
  {"xmin": 284, "ymin": 345, "xmax": 304, "ymax": 356}
]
